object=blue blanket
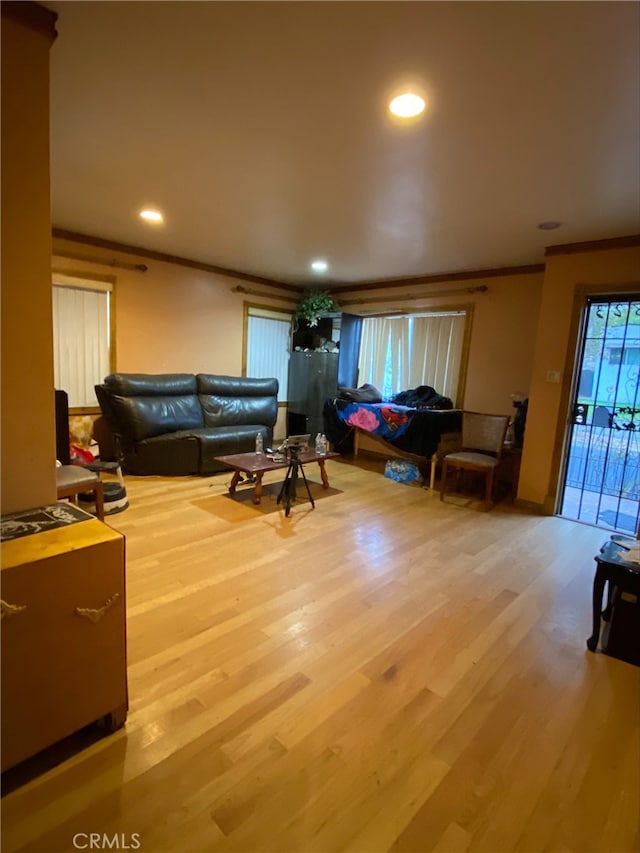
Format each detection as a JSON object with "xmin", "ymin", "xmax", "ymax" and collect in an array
[{"xmin": 325, "ymin": 399, "xmax": 462, "ymax": 457}]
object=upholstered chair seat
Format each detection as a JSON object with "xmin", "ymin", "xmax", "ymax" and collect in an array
[
  {"xmin": 56, "ymin": 465, "xmax": 104, "ymax": 521},
  {"xmin": 440, "ymin": 411, "xmax": 510, "ymax": 506}
]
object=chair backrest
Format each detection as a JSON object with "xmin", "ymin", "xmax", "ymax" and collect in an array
[
  {"xmin": 592, "ymin": 405, "xmax": 612, "ymax": 428},
  {"xmin": 461, "ymin": 411, "xmax": 510, "ymax": 456},
  {"xmin": 55, "ymin": 389, "xmax": 72, "ymax": 464}
]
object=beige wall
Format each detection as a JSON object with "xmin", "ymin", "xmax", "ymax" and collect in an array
[
  {"xmin": 337, "ymin": 272, "xmax": 544, "ymax": 416},
  {"xmin": 1, "ymin": 9, "xmax": 57, "ymax": 514},
  {"xmin": 52, "ymin": 239, "xmax": 295, "ymax": 440},
  {"xmin": 459, "ymin": 274, "xmax": 543, "ymax": 413},
  {"xmin": 50, "ymin": 238, "xmax": 640, "ymax": 510},
  {"xmin": 54, "ymin": 246, "xmax": 543, "ymax": 418},
  {"xmin": 52, "ymin": 238, "xmax": 297, "ymax": 376},
  {"xmin": 52, "ymin": 242, "xmax": 545, "ymax": 451},
  {"xmin": 519, "ymin": 244, "xmax": 640, "ymax": 510}
]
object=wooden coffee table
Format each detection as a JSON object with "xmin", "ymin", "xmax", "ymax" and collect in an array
[{"xmin": 213, "ymin": 449, "xmax": 338, "ymax": 505}]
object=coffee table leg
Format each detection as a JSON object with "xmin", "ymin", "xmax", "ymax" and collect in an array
[
  {"xmin": 253, "ymin": 473, "xmax": 264, "ymax": 504},
  {"xmin": 229, "ymin": 471, "xmax": 241, "ymax": 494},
  {"xmin": 317, "ymin": 459, "xmax": 329, "ymax": 489},
  {"xmin": 587, "ymin": 564, "xmax": 607, "ymax": 652}
]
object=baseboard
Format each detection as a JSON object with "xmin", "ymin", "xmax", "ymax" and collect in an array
[{"xmin": 513, "ymin": 498, "xmax": 547, "ymax": 514}]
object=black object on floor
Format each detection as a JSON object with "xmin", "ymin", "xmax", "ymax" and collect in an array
[{"xmin": 79, "ymin": 482, "xmax": 128, "ymax": 515}]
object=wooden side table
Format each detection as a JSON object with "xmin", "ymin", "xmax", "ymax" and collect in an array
[
  {"xmin": 498, "ymin": 442, "xmax": 522, "ymax": 502},
  {"xmin": 587, "ymin": 538, "xmax": 640, "ymax": 662}
]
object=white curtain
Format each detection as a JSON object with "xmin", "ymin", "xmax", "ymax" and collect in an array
[
  {"xmin": 408, "ymin": 314, "xmax": 466, "ymax": 401},
  {"xmin": 358, "ymin": 312, "xmax": 466, "ymax": 401},
  {"xmin": 389, "ymin": 318, "xmax": 411, "ymax": 393},
  {"xmin": 358, "ymin": 317, "xmax": 392, "ymax": 392},
  {"xmin": 52, "ymin": 284, "xmax": 111, "ymax": 408},
  {"xmin": 246, "ymin": 312, "xmax": 290, "ymax": 399}
]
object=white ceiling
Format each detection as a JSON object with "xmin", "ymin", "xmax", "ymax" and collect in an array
[{"xmin": 45, "ymin": 1, "xmax": 640, "ymax": 286}]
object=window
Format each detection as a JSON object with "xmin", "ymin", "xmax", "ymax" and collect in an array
[
  {"xmin": 52, "ymin": 274, "xmax": 113, "ymax": 409},
  {"xmin": 358, "ymin": 310, "xmax": 468, "ymax": 404},
  {"xmin": 245, "ymin": 305, "xmax": 291, "ymax": 399},
  {"xmin": 608, "ymin": 346, "xmax": 640, "ymax": 366}
]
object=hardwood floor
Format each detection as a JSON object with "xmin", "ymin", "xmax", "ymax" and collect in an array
[{"xmin": 2, "ymin": 457, "xmax": 639, "ymax": 853}]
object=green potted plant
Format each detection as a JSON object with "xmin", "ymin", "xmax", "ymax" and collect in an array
[{"xmin": 294, "ymin": 289, "xmax": 337, "ymax": 328}]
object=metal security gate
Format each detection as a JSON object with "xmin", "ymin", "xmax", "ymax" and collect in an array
[{"xmin": 559, "ymin": 296, "xmax": 640, "ymax": 535}]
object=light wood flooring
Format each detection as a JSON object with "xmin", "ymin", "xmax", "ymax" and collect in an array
[{"xmin": 2, "ymin": 457, "xmax": 639, "ymax": 853}]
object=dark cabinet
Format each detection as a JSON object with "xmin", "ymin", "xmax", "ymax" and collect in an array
[
  {"xmin": 288, "ymin": 350, "xmax": 339, "ymax": 438},
  {"xmin": 287, "ymin": 313, "xmax": 362, "ymax": 438}
]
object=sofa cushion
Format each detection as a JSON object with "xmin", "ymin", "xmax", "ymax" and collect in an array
[
  {"xmin": 196, "ymin": 374, "xmax": 278, "ymax": 398},
  {"xmin": 131, "ymin": 430, "xmax": 201, "ymax": 476},
  {"xmin": 197, "ymin": 374, "xmax": 278, "ymax": 429},
  {"xmin": 110, "ymin": 394, "xmax": 204, "ymax": 442},
  {"xmin": 195, "ymin": 426, "xmax": 272, "ymax": 474},
  {"xmin": 104, "ymin": 373, "xmax": 197, "ymax": 396},
  {"xmin": 199, "ymin": 395, "xmax": 277, "ymax": 428}
]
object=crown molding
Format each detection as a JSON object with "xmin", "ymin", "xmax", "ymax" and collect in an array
[
  {"xmin": 545, "ymin": 234, "xmax": 640, "ymax": 256},
  {"xmin": 1, "ymin": 1, "xmax": 58, "ymax": 41},
  {"xmin": 330, "ymin": 264, "xmax": 545, "ymax": 295},
  {"xmin": 52, "ymin": 229, "xmax": 301, "ymax": 294},
  {"xmin": 52, "ymin": 227, "xmax": 639, "ymax": 298}
]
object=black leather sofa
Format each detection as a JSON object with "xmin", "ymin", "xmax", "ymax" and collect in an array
[{"xmin": 95, "ymin": 373, "xmax": 279, "ymax": 476}]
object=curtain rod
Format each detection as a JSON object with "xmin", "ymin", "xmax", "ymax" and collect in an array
[
  {"xmin": 231, "ymin": 285, "xmax": 297, "ymax": 303},
  {"xmin": 339, "ymin": 284, "xmax": 488, "ymax": 307},
  {"xmin": 53, "ymin": 249, "xmax": 148, "ymax": 272},
  {"xmin": 232, "ymin": 282, "xmax": 488, "ymax": 308}
]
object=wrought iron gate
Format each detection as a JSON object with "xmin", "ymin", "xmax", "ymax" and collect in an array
[{"xmin": 559, "ymin": 296, "xmax": 640, "ymax": 534}]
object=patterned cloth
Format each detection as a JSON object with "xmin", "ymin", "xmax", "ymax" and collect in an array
[
  {"xmin": 324, "ymin": 398, "xmax": 463, "ymax": 458},
  {"xmin": 1, "ymin": 503, "xmax": 91, "ymax": 541},
  {"xmin": 339, "ymin": 402, "xmax": 413, "ymax": 440}
]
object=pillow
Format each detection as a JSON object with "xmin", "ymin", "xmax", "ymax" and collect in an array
[{"xmin": 337, "ymin": 383, "xmax": 383, "ymax": 403}]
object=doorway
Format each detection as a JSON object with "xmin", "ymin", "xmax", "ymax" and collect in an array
[{"xmin": 559, "ymin": 295, "xmax": 640, "ymax": 535}]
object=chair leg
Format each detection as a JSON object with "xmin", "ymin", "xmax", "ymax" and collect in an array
[
  {"xmin": 485, "ymin": 469, "xmax": 494, "ymax": 505},
  {"xmin": 439, "ymin": 461, "xmax": 448, "ymax": 500},
  {"xmin": 94, "ymin": 480, "xmax": 105, "ymax": 521}
]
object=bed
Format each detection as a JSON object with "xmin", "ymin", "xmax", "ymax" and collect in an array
[{"xmin": 323, "ymin": 394, "xmax": 463, "ymax": 488}]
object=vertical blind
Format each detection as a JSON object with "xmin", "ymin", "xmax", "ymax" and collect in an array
[
  {"xmin": 52, "ymin": 280, "xmax": 111, "ymax": 408},
  {"xmin": 246, "ymin": 310, "xmax": 291, "ymax": 399}
]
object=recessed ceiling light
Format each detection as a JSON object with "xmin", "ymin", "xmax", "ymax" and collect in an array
[
  {"xmin": 139, "ymin": 208, "xmax": 164, "ymax": 224},
  {"xmin": 311, "ymin": 259, "xmax": 329, "ymax": 273},
  {"xmin": 537, "ymin": 221, "xmax": 562, "ymax": 230},
  {"xmin": 389, "ymin": 93, "xmax": 426, "ymax": 118}
]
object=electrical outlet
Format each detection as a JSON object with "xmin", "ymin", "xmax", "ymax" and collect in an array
[{"xmin": 546, "ymin": 370, "xmax": 561, "ymax": 383}]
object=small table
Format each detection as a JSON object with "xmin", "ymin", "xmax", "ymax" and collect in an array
[
  {"xmin": 587, "ymin": 537, "xmax": 640, "ymax": 653},
  {"xmin": 213, "ymin": 449, "xmax": 338, "ymax": 505}
]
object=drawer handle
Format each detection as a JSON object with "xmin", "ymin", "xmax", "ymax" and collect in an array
[
  {"xmin": 75, "ymin": 592, "xmax": 120, "ymax": 623},
  {"xmin": 1, "ymin": 600, "xmax": 27, "ymax": 620}
]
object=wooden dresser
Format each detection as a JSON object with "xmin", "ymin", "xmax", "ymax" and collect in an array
[{"xmin": 1, "ymin": 508, "xmax": 127, "ymax": 771}]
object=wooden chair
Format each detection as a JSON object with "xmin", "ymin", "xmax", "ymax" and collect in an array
[
  {"xmin": 56, "ymin": 465, "xmax": 105, "ymax": 521},
  {"xmin": 439, "ymin": 411, "xmax": 510, "ymax": 506},
  {"xmin": 54, "ymin": 388, "xmax": 105, "ymax": 521}
]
